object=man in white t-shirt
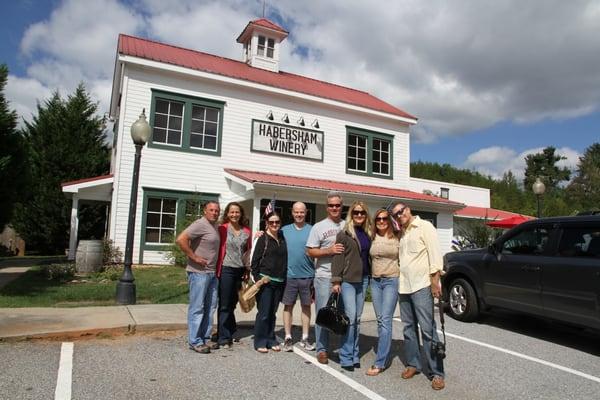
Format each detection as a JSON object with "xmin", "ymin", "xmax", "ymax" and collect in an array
[{"xmin": 306, "ymin": 191, "xmax": 346, "ymax": 364}]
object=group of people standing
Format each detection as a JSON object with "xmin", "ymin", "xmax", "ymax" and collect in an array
[{"xmin": 176, "ymin": 191, "xmax": 446, "ymax": 391}]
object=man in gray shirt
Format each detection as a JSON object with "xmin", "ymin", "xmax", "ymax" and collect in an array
[
  {"xmin": 306, "ymin": 191, "xmax": 345, "ymax": 364},
  {"xmin": 176, "ymin": 201, "xmax": 221, "ymax": 354}
]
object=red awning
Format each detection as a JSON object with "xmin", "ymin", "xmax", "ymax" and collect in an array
[{"xmin": 486, "ymin": 215, "xmax": 534, "ymax": 229}]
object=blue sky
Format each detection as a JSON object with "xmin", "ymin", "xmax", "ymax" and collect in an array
[{"xmin": 2, "ymin": 0, "xmax": 599, "ymax": 181}]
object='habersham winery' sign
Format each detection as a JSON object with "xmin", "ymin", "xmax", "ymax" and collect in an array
[{"xmin": 251, "ymin": 119, "xmax": 324, "ymax": 161}]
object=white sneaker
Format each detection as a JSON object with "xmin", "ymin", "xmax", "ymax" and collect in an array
[{"xmin": 299, "ymin": 339, "xmax": 315, "ymax": 351}]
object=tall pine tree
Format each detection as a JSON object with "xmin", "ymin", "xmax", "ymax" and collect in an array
[
  {"xmin": 523, "ymin": 147, "xmax": 570, "ymax": 191},
  {"xmin": 0, "ymin": 64, "xmax": 27, "ymax": 229},
  {"xmin": 567, "ymin": 143, "xmax": 600, "ymax": 213},
  {"xmin": 12, "ymin": 84, "xmax": 109, "ymax": 254}
]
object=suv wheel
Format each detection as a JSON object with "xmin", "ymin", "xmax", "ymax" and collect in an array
[{"xmin": 447, "ymin": 278, "xmax": 479, "ymax": 321}]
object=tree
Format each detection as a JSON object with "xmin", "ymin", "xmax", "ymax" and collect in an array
[
  {"xmin": 12, "ymin": 84, "xmax": 110, "ymax": 254},
  {"xmin": 523, "ymin": 147, "xmax": 570, "ymax": 191},
  {"xmin": 0, "ymin": 64, "xmax": 27, "ymax": 228},
  {"xmin": 566, "ymin": 143, "xmax": 600, "ymax": 212}
]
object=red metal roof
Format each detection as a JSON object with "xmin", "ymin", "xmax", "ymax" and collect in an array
[
  {"xmin": 225, "ymin": 169, "xmax": 462, "ymax": 206},
  {"xmin": 61, "ymin": 174, "xmax": 113, "ymax": 187},
  {"xmin": 238, "ymin": 18, "xmax": 288, "ymax": 39},
  {"xmin": 118, "ymin": 34, "xmax": 417, "ymax": 121},
  {"xmin": 454, "ymin": 205, "xmax": 533, "ymax": 220}
]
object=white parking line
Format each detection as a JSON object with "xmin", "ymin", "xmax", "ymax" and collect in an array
[
  {"xmin": 393, "ymin": 318, "xmax": 600, "ymax": 384},
  {"xmin": 293, "ymin": 347, "xmax": 387, "ymax": 400},
  {"xmin": 54, "ymin": 342, "xmax": 73, "ymax": 400}
]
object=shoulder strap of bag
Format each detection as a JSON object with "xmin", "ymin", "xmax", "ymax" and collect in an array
[{"xmin": 259, "ymin": 233, "xmax": 269, "ymax": 263}]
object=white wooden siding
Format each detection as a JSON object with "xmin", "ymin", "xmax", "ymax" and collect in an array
[{"xmin": 409, "ymin": 177, "xmax": 489, "ymax": 208}]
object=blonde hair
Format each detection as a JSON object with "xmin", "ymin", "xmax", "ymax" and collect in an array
[
  {"xmin": 372, "ymin": 208, "xmax": 396, "ymax": 240},
  {"xmin": 344, "ymin": 201, "xmax": 373, "ymax": 239}
]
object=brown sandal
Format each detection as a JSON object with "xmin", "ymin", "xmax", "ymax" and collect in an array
[
  {"xmin": 366, "ymin": 366, "xmax": 384, "ymax": 376},
  {"xmin": 256, "ymin": 348, "xmax": 268, "ymax": 353},
  {"xmin": 271, "ymin": 345, "xmax": 281, "ymax": 352}
]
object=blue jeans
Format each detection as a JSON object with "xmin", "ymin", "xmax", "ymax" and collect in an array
[
  {"xmin": 314, "ymin": 276, "xmax": 333, "ymax": 354},
  {"xmin": 217, "ymin": 266, "xmax": 245, "ymax": 345},
  {"xmin": 339, "ymin": 276, "xmax": 369, "ymax": 367},
  {"xmin": 187, "ymin": 271, "xmax": 218, "ymax": 347},
  {"xmin": 370, "ymin": 277, "xmax": 399, "ymax": 368},
  {"xmin": 399, "ymin": 286, "xmax": 444, "ymax": 378},
  {"xmin": 254, "ymin": 281, "xmax": 284, "ymax": 349}
]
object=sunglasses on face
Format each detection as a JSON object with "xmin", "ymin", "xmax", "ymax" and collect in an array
[
  {"xmin": 327, "ymin": 203, "xmax": 342, "ymax": 209},
  {"xmin": 267, "ymin": 220, "xmax": 281, "ymax": 226},
  {"xmin": 352, "ymin": 210, "xmax": 366, "ymax": 216},
  {"xmin": 375, "ymin": 216, "xmax": 389, "ymax": 222},
  {"xmin": 393, "ymin": 207, "xmax": 407, "ymax": 218}
]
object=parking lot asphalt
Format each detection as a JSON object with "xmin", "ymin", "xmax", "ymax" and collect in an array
[{"xmin": 1, "ymin": 308, "xmax": 599, "ymax": 400}]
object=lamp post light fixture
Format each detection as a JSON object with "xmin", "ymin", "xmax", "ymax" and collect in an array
[
  {"xmin": 116, "ymin": 109, "xmax": 152, "ymax": 305},
  {"xmin": 532, "ymin": 177, "xmax": 546, "ymax": 219}
]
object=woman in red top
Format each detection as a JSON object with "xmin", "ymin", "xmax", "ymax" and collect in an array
[{"xmin": 216, "ymin": 202, "xmax": 252, "ymax": 348}]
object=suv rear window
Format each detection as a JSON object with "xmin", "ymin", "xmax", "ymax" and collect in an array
[{"xmin": 558, "ymin": 227, "xmax": 600, "ymax": 258}]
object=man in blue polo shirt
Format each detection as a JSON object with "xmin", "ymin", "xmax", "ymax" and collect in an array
[{"xmin": 281, "ymin": 202, "xmax": 316, "ymax": 351}]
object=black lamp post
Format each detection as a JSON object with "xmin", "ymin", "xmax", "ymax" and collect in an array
[
  {"xmin": 116, "ymin": 109, "xmax": 151, "ymax": 305},
  {"xmin": 532, "ymin": 177, "xmax": 546, "ymax": 219}
]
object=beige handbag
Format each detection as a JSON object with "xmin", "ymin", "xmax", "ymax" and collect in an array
[
  {"xmin": 238, "ymin": 281, "xmax": 256, "ymax": 313},
  {"xmin": 241, "ymin": 276, "xmax": 270, "ymax": 303}
]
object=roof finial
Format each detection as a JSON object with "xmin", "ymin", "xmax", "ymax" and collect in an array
[{"xmin": 262, "ymin": 0, "xmax": 266, "ymax": 18}]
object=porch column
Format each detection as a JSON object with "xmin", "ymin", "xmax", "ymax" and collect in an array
[
  {"xmin": 68, "ymin": 196, "xmax": 79, "ymax": 260},
  {"xmin": 252, "ymin": 195, "xmax": 261, "ymax": 233}
]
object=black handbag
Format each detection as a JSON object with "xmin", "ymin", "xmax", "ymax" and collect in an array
[{"xmin": 316, "ymin": 293, "xmax": 349, "ymax": 335}]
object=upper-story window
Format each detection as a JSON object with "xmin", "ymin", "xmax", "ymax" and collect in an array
[
  {"xmin": 440, "ymin": 187, "xmax": 450, "ymax": 199},
  {"xmin": 149, "ymin": 90, "xmax": 224, "ymax": 155},
  {"xmin": 346, "ymin": 127, "xmax": 393, "ymax": 179},
  {"xmin": 258, "ymin": 35, "xmax": 275, "ymax": 58}
]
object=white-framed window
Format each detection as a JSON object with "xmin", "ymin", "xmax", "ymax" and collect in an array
[
  {"xmin": 258, "ymin": 35, "xmax": 275, "ymax": 58},
  {"xmin": 346, "ymin": 127, "xmax": 393, "ymax": 179},
  {"xmin": 149, "ymin": 90, "xmax": 224, "ymax": 155},
  {"xmin": 372, "ymin": 138, "xmax": 390, "ymax": 176},
  {"xmin": 347, "ymin": 134, "xmax": 367, "ymax": 173},
  {"xmin": 153, "ymin": 99, "xmax": 184, "ymax": 146},
  {"xmin": 145, "ymin": 197, "xmax": 177, "ymax": 245},
  {"xmin": 190, "ymin": 105, "xmax": 219, "ymax": 150}
]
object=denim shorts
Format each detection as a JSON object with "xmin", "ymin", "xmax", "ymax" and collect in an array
[{"xmin": 281, "ymin": 278, "xmax": 313, "ymax": 306}]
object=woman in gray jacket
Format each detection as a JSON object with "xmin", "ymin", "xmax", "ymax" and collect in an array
[{"xmin": 331, "ymin": 201, "xmax": 372, "ymax": 371}]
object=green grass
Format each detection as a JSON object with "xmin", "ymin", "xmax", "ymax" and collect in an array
[{"xmin": 0, "ymin": 265, "xmax": 189, "ymax": 307}]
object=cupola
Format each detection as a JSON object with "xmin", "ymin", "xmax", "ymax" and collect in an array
[{"xmin": 236, "ymin": 18, "xmax": 288, "ymax": 73}]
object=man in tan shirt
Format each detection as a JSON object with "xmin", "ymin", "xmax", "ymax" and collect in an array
[{"xmin": 393, "ymin": 202, "xmax": 445, "ymax": 391}]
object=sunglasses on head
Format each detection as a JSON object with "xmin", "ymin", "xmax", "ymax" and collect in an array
[
  {"xmin": 393, "ymin": 207, "xmax": 407, "ymax": 218},
  {"xmin": 352, "ymin": 210, "xmax": 366, "ymax": 216},
  {"xmin": 267, "ymin": 220, "xmax": 281, "ymax": 226}
]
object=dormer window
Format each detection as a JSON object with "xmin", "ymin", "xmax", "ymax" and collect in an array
[{"xmin": 258, "ymin": 36, "xmax": 275, "ymax": 58}]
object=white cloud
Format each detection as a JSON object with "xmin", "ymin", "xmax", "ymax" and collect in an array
[
  {"xmin": 463, "ymin": 146, "xmax": 581, "ymax": 181},
  {"xmin": 5, "ymin": 0, "xmax": 600, "ymax": 145},
  {"xmin": 5, "ymin": 75, "xmax": 53, "ymax": 126}
]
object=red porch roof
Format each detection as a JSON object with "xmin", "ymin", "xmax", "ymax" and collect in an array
[
  {"xmin": 225, "ymin": 169, "xmax": 463, "ymax": 207},
  {"xmin": 454, "ymin": 205, "xmax": 533, "ymax": 220},
  {"xmin": 118, "ymin": 34, "xmax": 417, "ymax": 121}
]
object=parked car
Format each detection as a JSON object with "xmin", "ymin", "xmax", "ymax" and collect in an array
[{"xmin": 442, "ymin": 215, "xmax": 600, "ymax": 330}]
